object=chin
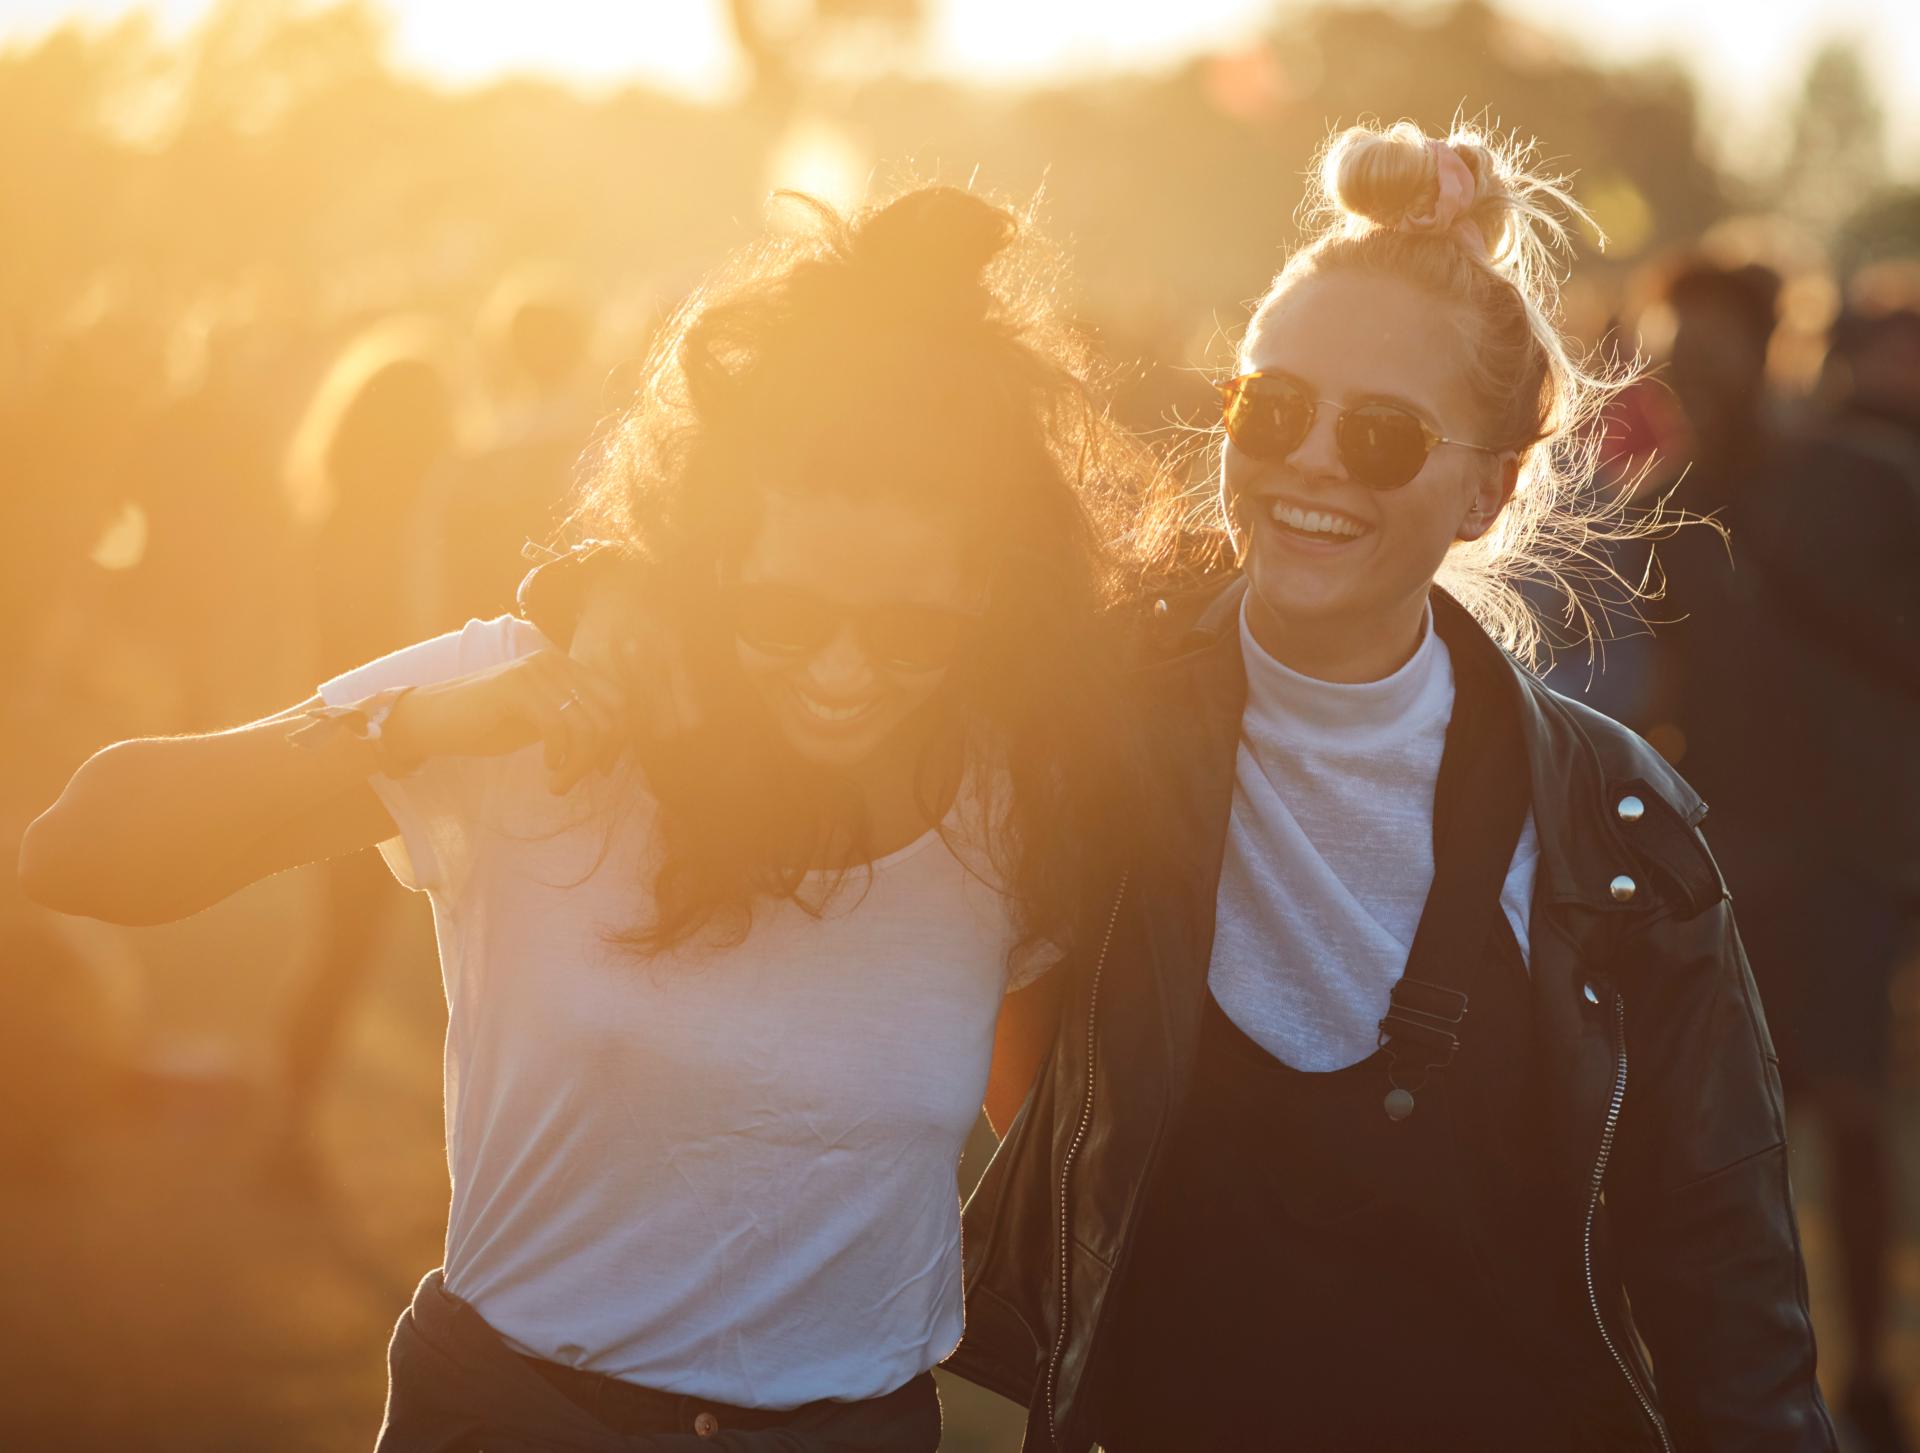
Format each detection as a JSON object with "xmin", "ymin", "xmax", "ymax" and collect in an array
[
  {"xmin": 1249, "ymin": 563, "xmax": 1368, "ymax": 627},
  {"xmin": 782, "ymin": 730, "xmax": 888, "ymax": 769}
]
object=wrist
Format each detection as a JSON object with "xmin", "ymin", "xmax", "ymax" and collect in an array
[
  {"xmin": 372, "ymin": 687, "xmax": 428, "ymax": 776},
  {"xmin": 286, "ymin": 687, "xmax": 424, "ymax": 778},
  {"xmin": 517, "ymin": 539, "xmax": 632, "ymax": 649}
]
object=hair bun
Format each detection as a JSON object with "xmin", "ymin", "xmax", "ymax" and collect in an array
[
  {"xmin": 845, "ymin": 185, "xmax": 1016, "ymax": 320},
  {"xmin": 1323, "ymin": 122, "xmax": 1505, "ymax": 255}
]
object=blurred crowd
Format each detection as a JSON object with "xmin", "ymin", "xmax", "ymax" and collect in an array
[{"xmin": 2, "ymin": 2, "xmax": 1918, "ymax": 1449}]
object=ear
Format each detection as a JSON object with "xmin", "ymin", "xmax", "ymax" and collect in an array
[{"xmin": 1457, "ymin": 451, "xmax": 1521, "ymax": 542}]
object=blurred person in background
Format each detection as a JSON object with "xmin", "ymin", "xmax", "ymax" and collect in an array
[
  {"xmin": 1638, "ymin": 259, "xmax": 1792, "ymax": 901},
  {"xmin": 273, "ymin": 321, "xmax": 456, "ymax": 1172},
  {"xmin": 430, "ymin": 268, "xmax": 605, "ymax": 623},
  {"xmin": 1653, "ymin": 263, "xmax": 1920, "ymax": 1453},
  {"xmin": 0, "ymin": 298, "xmax": 170, "ymax": 1184},
  {"xmin": 1762, "ymin": 298, "xmax": 1920, "ymax": 1453},
  {"xmin": 133, "ymin": 292, "xmax": 299, "ymax": 729},
  {"xmin": 20, "ymin": 184, "xmax": 1152, "ymax": 1451},
  {"xmin": 951, "ymin": 122, "xmax": 1832, "ymax": 1452}
]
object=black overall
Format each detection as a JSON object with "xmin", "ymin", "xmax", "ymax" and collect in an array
[{"xmin": 1095, "ymin": 618, "xmax": 1628, "ymax": 1450}]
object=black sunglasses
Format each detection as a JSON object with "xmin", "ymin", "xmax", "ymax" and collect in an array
[
  {"xmin": 723, "ymin": 583, "xmax": 985, "ymax": 675},
  {"xmin": 1217, "ymin": 371, "xmax": 1501, "ymax": 490}
]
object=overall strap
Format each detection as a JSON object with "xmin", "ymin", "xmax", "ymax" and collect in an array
[{"xmin": 1377, "ymin": 608, "xmax": 1532, "ymax": 1120}]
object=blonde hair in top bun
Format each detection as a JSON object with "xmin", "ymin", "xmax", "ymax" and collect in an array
[{"xmin": 1240, "ymin": 118, "xmax": 1653, "ymax": 668}]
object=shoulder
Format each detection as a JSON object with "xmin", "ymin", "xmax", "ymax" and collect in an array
[
  {"xmin": 321, "ymin": 615, "xmax": 550, "ymax": 703},
  {"xmin": 1121, "ymin": 574, "xmax": 1248, "ymax": 679},
  {"xmin": 1427, "ymin": 590, "xmax": 1722, "ymax": 919},
  {"xmin": 1530, "ymin": 676, "xmax": 1703, "ymax": 823},
  {"xmin": 1512, "ymin": 668, "xmax": 1728, "ymax": 920}
]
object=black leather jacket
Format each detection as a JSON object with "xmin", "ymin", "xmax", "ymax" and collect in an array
[{"xmin": 946, "ymin": 579, "xmax": 1836, "ymax": 1453}]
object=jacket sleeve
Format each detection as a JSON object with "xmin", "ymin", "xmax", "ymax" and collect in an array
[
  {"xmin": 1606, "ymin": 895, "xmax": 1837, "ymax": 1453},
  {"xmin": 945, "ymin": 1043, "xmax": 1062, "ymax": 1409}
]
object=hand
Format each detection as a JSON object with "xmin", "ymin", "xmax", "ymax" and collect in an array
[
  {"xmin": 568, "ymin": 565, "xmax": 704, "ymax": 741},
  {"xmin": 384, "ymin": 648, "xmax": 630, "ymax": 795}
]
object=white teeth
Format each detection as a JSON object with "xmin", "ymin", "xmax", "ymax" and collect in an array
[
  {"xmin": 1270, "ymin": 501, "xmax": 1366, "ymax": 538},
  {"xmin": 795, "ymin": 690, "xmax": 877, "ymax": 723}
]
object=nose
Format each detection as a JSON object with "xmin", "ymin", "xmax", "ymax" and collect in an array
[
  {"xmin": 801, "ymin": 623, "xmax": 877, "ymax": 697},
  {"xmin": 1287, "ymin": 400, "xmax": 1347, "ymax": 482}
]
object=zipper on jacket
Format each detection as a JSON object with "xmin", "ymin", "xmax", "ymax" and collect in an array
[
  {"xmin": 1043, "ymin": 876, "xmax": 1127, "ymax": 1448},
  {"xmin": 1584, "ymin": 988, "xmax": 1675, "ymax": 1453}
]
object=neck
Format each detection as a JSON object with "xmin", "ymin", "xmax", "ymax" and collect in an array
[
  {"xmin": 824, "ymin": 706, "xmax": 963, "ymax": 866},
  {"xmin": 1245, "ymin": 587, "xmax": 1430, "ymax": 684}
]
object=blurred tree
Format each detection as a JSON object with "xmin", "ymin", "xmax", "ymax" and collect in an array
[
  {"xmin": 724, "ymin": 0, "xmax": 927, "ymax": 114},
  {"xmin": 175, "ymin": 0, "xmax": 390, "ymax": 137},
  {"xmin": 1835, "ymin": 189, "xmax": 1920, "ymax": 284},
  {"xmin": 1776, "ymin": 40, "xmax": 1888, "ymax": 240},
  {"xmin": 0, "ymin": 0, "xmax": 1738, "ymax": 396}
]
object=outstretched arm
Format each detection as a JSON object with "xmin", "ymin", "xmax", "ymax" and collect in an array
[{"xmin": 20, "ymin": 643, "xmax": 626, "ymax": 927}]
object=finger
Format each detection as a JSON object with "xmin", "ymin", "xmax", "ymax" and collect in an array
[
  {"xmin": 556, "ymin": 661, "xmax": 630, "ymax": 776},
  {"xmin": 564, "ymin": 660, "xmax": 629, "ymax": 730},
  {"xmin": 552, "ymin": 689, "xmax": 621, "ymax": 793},
  {"xmin": 516, "ymin": 684, "xmax": 575, "ymax": 780},
  {"xmin": 523, "ymin": 653, "xmax": 603, "ymax": 776},
  {"xmin": 518, "ymin": 656, "xmax": 578, "ymax": 765}
]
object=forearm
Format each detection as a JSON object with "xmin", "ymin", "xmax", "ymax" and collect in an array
[
  {"xmin": 1618, "ymin": 1148, "xmax": 1834, "ymax": 1452},
  {"xmin": 1612, "ymin": 904, "xmax": 1835, "ymax": 1450},
  {"xmin": 19, "ymin": 702, "xmax": 390, "ymax": 925}
]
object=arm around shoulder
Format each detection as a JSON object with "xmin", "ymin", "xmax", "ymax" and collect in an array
[{"xmin": 18, "ymin": 698, "xmax": 397, "ymax": 927}]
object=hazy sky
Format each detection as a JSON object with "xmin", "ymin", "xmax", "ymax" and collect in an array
[{"xmin": 5, "ymin": 0, "xmax": 1914, "ymax": 175}]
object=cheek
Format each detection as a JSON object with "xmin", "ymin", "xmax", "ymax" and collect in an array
[
  {"xmin": 735, "ymin": 640, "xmax": 784, "ymax": 686},
  {"xmin": 885, "ymin": 669, "xmax": 949, "ymax": 718},
  {"xmin": 1387, "ymin": 467, "xmax": 1478, "ymax": 555},
  {"xmin": 1220, "ymin": 445, "xmax": 1258, "ymax": 508}
]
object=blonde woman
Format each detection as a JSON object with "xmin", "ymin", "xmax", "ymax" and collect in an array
[{"xmin": 951, "ymin": 122, "xmax": 1834, "ymax": 1452}]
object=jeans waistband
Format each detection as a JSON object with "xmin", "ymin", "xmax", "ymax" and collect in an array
[{"xmin": 517, "ymin": 1354, "xmax": 799, "ymax": 1437}]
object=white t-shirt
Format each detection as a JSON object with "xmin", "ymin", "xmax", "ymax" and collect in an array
[
  {"xmin": 321, "ymin": 616, "xmax": 1026, "ymax": 1409},
  {"xmin": 1207, "ymin": 600, "xmax": 1540, "ymax": 1072}
]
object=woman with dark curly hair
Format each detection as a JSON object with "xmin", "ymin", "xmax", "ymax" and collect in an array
[{"xmin": 20, "ymin": 185, "xmax": 1152, "ymax": 1452}]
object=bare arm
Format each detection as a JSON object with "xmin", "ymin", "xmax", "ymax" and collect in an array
[
  {"xmin": 984, "ymin": 968, "xmax": 1069, "ymax": 1137},
  {"xmin": 19, "ymin": 699, "xmax": 402, "ymax": 925},
  {"xmin": 19, "ymin": 648, "xmax": 629, "ymax": 927}
]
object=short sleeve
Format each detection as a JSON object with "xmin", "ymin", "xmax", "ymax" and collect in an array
[
  {"xmin": 318, "ymin": 615, "xmax": 548, "ymax": 895},
  {"xmin": 1005, "ymin": 943, "xmax": 1062, "ymax": 995}
]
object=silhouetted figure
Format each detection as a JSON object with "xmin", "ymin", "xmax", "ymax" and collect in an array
[
  {"xmin": 430, "ymin": 272, "xmax": 600, "ymax": 622},
  {"xmin": 275, "ymin": 321, "xmax": 456, "ymax": 1174},
  {"xmin": 1658, "ymin": 265, "xmax": 1918, "ymax": 1453}
]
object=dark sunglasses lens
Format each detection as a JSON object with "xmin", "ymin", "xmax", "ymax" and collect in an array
[
  {"xmin": 1337, "ymin": 404, "xmax": 1432, "ymax": 489},
  {"xmin": 1223, "ymin": 378, "xmax": 1314, "ymax": 461},
  {"xmin": 731, "ymin": 586, "xmax": 835, "ymax": 656},
  {"xmin": 866, "ymin": 607, "xmax": 968, "ymax": 673}
]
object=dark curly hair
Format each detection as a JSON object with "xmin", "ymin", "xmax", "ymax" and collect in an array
[{"xmin": 569, "ymin": 184, "xmax": 1156, "ymax": 966}]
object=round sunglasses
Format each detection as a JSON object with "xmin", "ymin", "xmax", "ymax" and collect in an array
[
  {"xmin": 723, "ymin": 582, "xmax": 984, "ymax": 676},
  {"xmin": 1217, "ymin": 371, "xmax": 1501, "ymax": 490}
]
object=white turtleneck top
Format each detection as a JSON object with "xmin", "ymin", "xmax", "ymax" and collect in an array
[{"xmin": 1207, "ymin": 598, "xmax": 1541, "ymax": 1072}]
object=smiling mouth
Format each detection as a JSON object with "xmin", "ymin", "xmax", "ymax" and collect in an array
[
  {"xmin": 1265, "ymin": 498, "xmax": 1372, "ymax": 542},
  {"xmin": 791, "ymin": 685, "xmax": 884, "ymax": 727}
]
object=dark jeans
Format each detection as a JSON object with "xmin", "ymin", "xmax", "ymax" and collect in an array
[{"xmin": 376, "ymin": 1269, "xmax": 943, "ymax": 1453}]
